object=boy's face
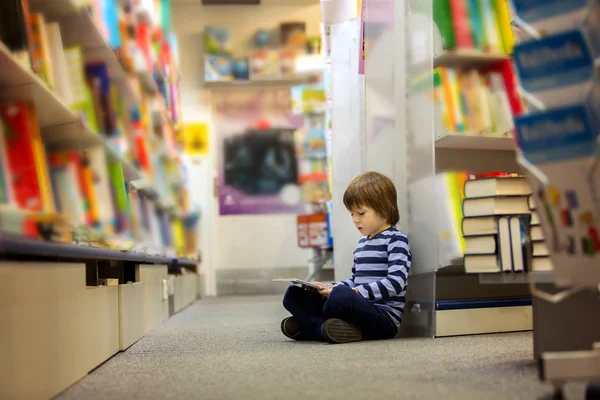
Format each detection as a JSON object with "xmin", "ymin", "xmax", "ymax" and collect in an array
[{"xmin": 349, "ymin": 205, "xmax": 389, "ymax": 238}]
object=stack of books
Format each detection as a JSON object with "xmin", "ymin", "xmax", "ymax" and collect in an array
[
  {"xmin": 432, "ymin": 0, "xmax": 515, "ymax": 54},
  {"xmin": 462, "ymin": 175, "xmax": 543, "ymax": 273},
  {"xmin": 527, "ymin": 195, "xmax": 553, "ymax": 272}
]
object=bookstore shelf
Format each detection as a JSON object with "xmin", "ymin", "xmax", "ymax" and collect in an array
[
  {"xmin": 433, "ymin": 49, "xmax": 510, "ymax": 68},
  {"xmin": 0, "ymin": 42, "xmax": 144, "ymax": 181},
  {"xmin": 0, "ymin": 234, "xmax": 197, "ymax": 266},
  {"xmin": 409, "ymin": 49, "xmax": 510, "ymax": 75},
  {"xmin": 31, "ymin": 1, "xmax": 161, "ymax": 100},
  {"xmin": 204, "ymin": 78, "xmax": 309, "ymax": 89},
  {"xmin": 435, "ymin": 134, "xmax": 515, "ymax": 151},
  {"xmin": 1, "ymin": 0, "xmax": 195, "ymax": 261},
  {"xmin": 0, "ymin": 42, "xmax": 77, "ymax": 129},
  {"xmin": 478, "ymin": 272, "xmax": 555, "ymax": 285}
]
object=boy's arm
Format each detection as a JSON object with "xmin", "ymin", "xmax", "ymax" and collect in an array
[
  {"xmin": 354, "ymin": 236, "xmax": 411, "ymax": 301},
  {"xmin": 331, "ymin": 263, "xmax": 356, "ymax": 288}
]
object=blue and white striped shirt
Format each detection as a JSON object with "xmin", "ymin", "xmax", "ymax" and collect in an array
[{"xmin": 338, "ymin": 227, "xmax": 411, "ymax": 328}]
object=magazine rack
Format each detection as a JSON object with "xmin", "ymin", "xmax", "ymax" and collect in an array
[{"xmin": 516, "ymin": 150, "xmax": 600, "ymax": 398}]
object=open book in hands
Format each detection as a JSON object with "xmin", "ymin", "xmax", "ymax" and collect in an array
[{"xmin": 272, "ymin": 278, "xmax": 329, "ymax": 291}]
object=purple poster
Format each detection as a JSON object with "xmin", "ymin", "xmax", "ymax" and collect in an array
[{"xmin": 212, "ymin": 89, "xmax": 306, "ymax": 216}]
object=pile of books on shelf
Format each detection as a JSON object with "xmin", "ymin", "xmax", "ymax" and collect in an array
[
  {"xmin": 509, "ymin": 0, "xmax": 600, "ymax": 272},
  {"xmin": 203, "ymin": 23, "xmax": 323, "ymax": 83},
  {"xmin": 433, "ymin": 66, "xmax": 515, "ymax": 137},
  {"xmin": 292, "ymin": 85, "xmax": 330, "ymax": 203},
  {"xmin": 0, "ymin": 0, "xmax": 199, "ymax": 260},
  {"xmin": 432, "ymin": 0, "xmax": 514, "ymax": 55},
  {"xmin": 462, "ymin": 174, "xmax": 552, "ymax": 273}
]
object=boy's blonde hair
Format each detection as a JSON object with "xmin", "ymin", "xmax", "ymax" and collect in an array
[{"xmin": 343, "ymin": 171, "xmax": 400, "ymax": 225}]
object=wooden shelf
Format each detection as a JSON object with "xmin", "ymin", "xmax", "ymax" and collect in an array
[
  {"xmin": 435, "ymin": 134, "xmax": 516, "ymax": 151},
  {"xmin": 478, "ymin": 272, "xmax": 555, "ymax": 284},
  {"xmin": 0, "ymin": 233, "xmax": 197, "ymax": 266},
  {"xmin": 434, "ymin": 49, "xmax": 510, "ymax": 69}
]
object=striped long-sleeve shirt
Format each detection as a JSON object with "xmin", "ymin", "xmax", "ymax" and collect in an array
[{"xmin": 337, "ymin": 227, "xmax": 411, "ymax": 328}]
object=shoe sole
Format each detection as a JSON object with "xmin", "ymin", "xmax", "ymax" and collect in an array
[
  {"xmin": 281, "ymin": 317, "xmax": 302, "ymax": 340},
  {"xmin": 322, "ymin": 319, "xmax": 362, "ymax": 343}
]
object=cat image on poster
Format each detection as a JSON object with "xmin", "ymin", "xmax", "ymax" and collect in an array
[{"xmin": 224, "ymin": 128, "xmax": 298, "ymax": 196}]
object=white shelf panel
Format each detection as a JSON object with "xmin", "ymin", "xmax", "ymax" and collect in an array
[
  {"xmin": 435, "ymin": 134, "xmax": 516, "ymax": 151},
  {"xmin": 434, "ymin": 49, "xmax": 510, "ymax": 69},
  {"xmin": 0, "ymin": 43, "xmax": 78, "ymax": 129}
]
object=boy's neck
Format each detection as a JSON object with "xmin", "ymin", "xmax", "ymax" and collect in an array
[{"xmin": 369, "ymin": 224, "xmax": 392, "ymax": 239}]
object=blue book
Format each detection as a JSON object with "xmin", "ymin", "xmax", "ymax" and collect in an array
[
  {"xmin": 513, "ymin": 29, "xmax": 598, "ymax": 108},
  {"xmin": 509, "ymin": 0, "xmax": 600, "ymax": 38}
]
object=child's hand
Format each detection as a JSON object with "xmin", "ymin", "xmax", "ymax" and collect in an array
[{"xmin": 318, "ymin": 286, "xmax": 334, "ymax": 297}]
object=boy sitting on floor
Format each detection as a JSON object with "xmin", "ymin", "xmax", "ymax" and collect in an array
[{"xmin": 281, "ymin": 171, "xmax": 412, "ymax": 343}]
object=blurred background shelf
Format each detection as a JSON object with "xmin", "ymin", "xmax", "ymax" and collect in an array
[
  {"xmin": 204, "ymin": 78, "xmax": 308, "ymax": 89},
  {"xmin": 0, "ymin": 42, "xmax": 144, "ymax": 181},
  {"xmin": 0, "ymin": 234, "xmax": 197, "ymax": 266},
  {"xmin": 0, "ymin": 42, "xmax": 79, "ymax": 129}
]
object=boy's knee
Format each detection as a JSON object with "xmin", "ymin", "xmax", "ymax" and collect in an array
[
  {"xmin": 324, "ymin": 285, "xmax": 353, "ymax": 313},
  {"xmin": 282, "ymin": 285, "xmax": 303, "ymax": 310}
]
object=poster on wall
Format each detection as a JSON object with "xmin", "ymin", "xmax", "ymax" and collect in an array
[
  {"xmin": 212, "ymin": 89, "xmax": 305, "ymax": 215},
  {"xmin": 182, "ymin": 122, "xmax": 210, "ymax": 155}
]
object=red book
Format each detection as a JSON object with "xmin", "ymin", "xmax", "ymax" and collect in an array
[
  {"xmin": 0, "ymin": 103, "xmax": 43, "ymax": 211},
  {"xmin": 450, "ymin": 0, "xmax": 473, "ymax": 49},
  {"xmin": 483, "ymin": 60, "xmax": 524, "ymax": 116},
  {"xmin": 69, "ymin": 152, "xmax": 92, "ymax": 224}
]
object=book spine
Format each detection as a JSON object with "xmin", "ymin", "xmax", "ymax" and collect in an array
[
  {"xmin": 478, "ymin": 0, "xmax": 503, "ymax": 53},
  {"xmin": 433, "ymin": 0, "xmax": 457, "ymax": 50},
  {"xmin": 450, "ymin": 0, "xmax": 473, "ymax": 48},
  {"xmin": 467, "ymin": 0, "xmax": 485, "ymax": 50},
  {"xmin": 26, "ymin": 103, "xmax": 55, "ymax": 213},
  {"xmin": 0, "ymin": 103, "xmax": 44, "ymax": 211},
  {"xmin": 493, "ymin": 0, "xmax": 515, "ymax": 54}
]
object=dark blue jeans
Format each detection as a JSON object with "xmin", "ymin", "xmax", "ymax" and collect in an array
[{"xmin": 282, "ymin": 284, "xmax": 398, "ymax": 341}]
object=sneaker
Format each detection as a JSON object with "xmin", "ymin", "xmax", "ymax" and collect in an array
[
  {"xmin": 281, "ymin": 317, "xmax": 304, "ymax": 340},
  {"xmin": 321, "ymin": 318, "xmax": 363, "ymax": 343}
]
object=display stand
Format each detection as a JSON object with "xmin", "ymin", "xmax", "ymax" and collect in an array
[
  {"xmin": 395, "ymin": 0, "xmax": 531, "ymax": 337},
  {"xmin": 0, "ymin": 2, "xmax": 200, "ymax": 399},
  {"xmin": 517, "ymin": 154, "xmax": 600, "ymax": 398}
]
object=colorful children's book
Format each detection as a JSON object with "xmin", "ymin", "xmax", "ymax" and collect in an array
[
  {"xmin": 450, "ymin": 0, "xmax": 474, "ymax": 49},
  {"xmin": 0, "ymin": 102, "xmax": 54, "ymax": 212},
  {"xmin": 433, "ymin": 0, "xmax": 457, "ymax": 50}
]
